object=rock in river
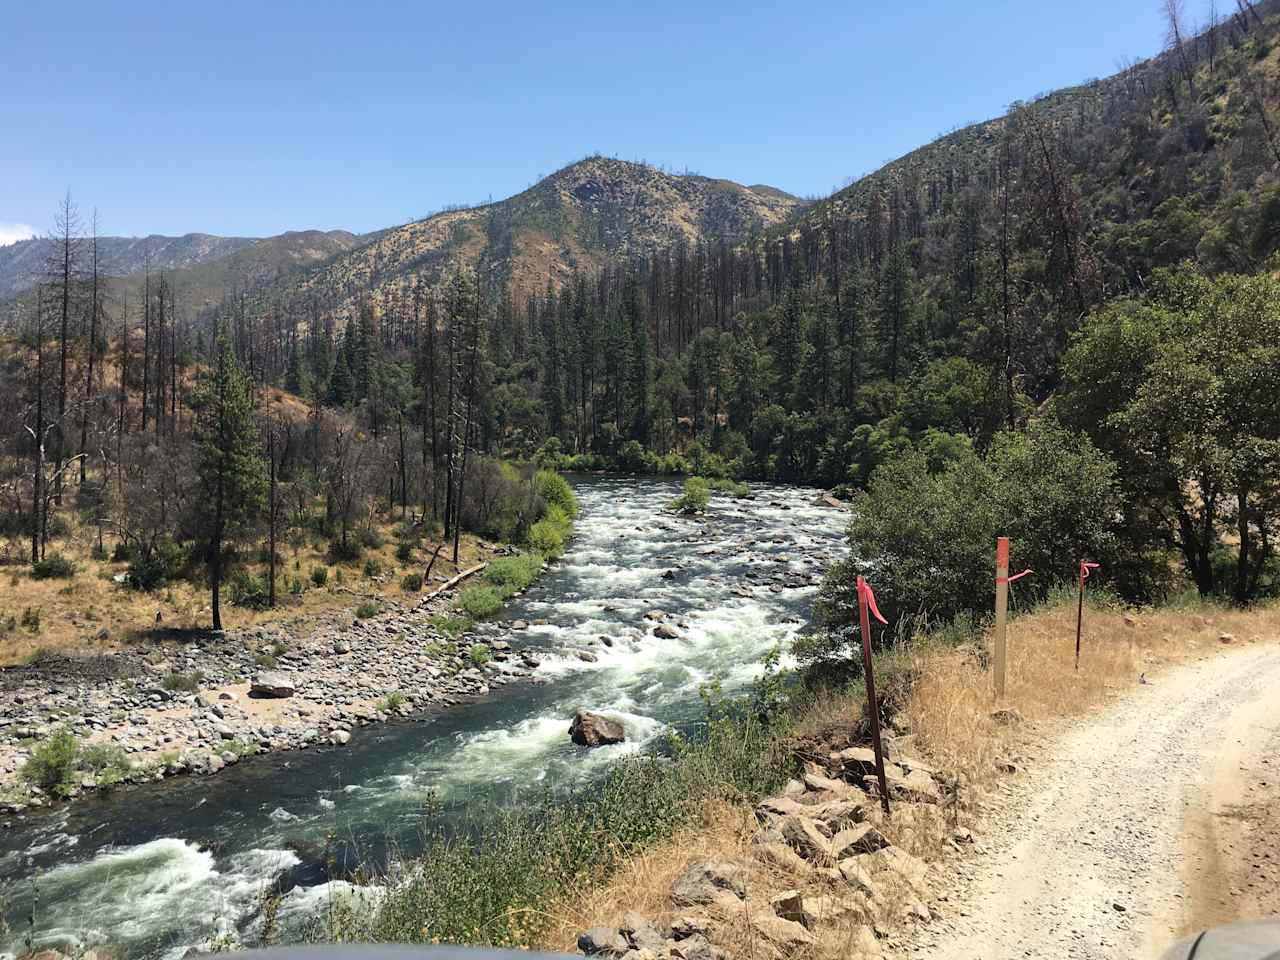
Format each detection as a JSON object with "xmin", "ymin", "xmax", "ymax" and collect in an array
[
  {"xmin": 569, "ymin": 708, "xmax": 626, "ymax": 747},
  {"xmin": 250, "ymin": 671, "xmax": 296, "ymax": 698}
]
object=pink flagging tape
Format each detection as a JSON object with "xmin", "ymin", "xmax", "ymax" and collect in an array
[
  {"xmin": 997, "ymin": 568, "xmax": 1033, "ymax": 585},
  {"xmin": 859, "ymin": 577, "xmax": 889, "ymax": 625}
]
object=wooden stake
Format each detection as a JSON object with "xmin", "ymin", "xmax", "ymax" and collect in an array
[
  {"xmin": 1075, "ymin": 566, "xmax": 1085, "ymax": 672},
  {"xmin": 994, "ymin": 536, "xmax": 1009, "ymax": 699},
  {"xmin": 857, "ymin": 575, "xmax": 891, "ymax": 817}
]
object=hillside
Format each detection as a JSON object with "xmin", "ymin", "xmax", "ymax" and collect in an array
[
  {"xmin": 0, "ymin": 232, "xmax": 257, "ymax": 297},
  {"xmin": 265, "ymin": 156, "xmax": 801, "ymax": 315},
  {"xmin": 111, "ymin": 228, "xmax": 367, "ymax": 311}
]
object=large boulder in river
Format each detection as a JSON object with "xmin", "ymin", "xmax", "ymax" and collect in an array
[
  {"xmin": 569, "ymin": 709, "xmax": 626, "ymax": 747},
  {"xmin": 250, "ymin": 671, "xmax": 295, "ymax": 698}
]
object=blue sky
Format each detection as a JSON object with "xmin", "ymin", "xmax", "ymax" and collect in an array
[{"xmin": 2, "ymin": 0, "xmax": 1217, "ymax": 242}]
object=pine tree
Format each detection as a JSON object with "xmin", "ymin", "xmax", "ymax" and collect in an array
[
  {"xmin": 328, "ymin": 351, "xmax": 354, "ymax": 406},
  {"xmin": 624, "ymin": 274, "xmax": 651, "ymax": 443},
  {"xmin": 773, "ymin": 281, "xmax": 805, "ymax": 408},
  {"xmin": 879, "ymin": 244, "xmax": 913, "ymax": 382},
  {"xmin": 191, "ymin": 333, "xmax": 265, "ymax": 631},
  {"xmin": 285, "ymin": 341, "xmax": 307, "ymax": 395}
]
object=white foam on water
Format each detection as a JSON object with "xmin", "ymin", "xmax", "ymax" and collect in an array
[{"xmin": 2, "ymin": 838, "xmax": 300, "ymax": 955}]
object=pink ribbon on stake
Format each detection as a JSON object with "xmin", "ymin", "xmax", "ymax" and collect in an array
[
  {"xmin": 997, "ymin": 568, "xmax": 1034, "ymax": 585},
  {"xmin": 1079, "ymin": 560, "xmax": 1100, "ymax": 584},
  {"xmin": 858, "ymin": 576, "xmax": 889, "ymax": 626}
]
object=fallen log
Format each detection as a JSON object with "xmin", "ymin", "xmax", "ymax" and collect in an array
[{"xmin": 423, "ymin": 561, "xmax": 489, "ymax": 601}]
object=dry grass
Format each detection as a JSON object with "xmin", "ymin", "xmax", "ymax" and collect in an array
[
  {"xmin": 537, "ymin": 598, "xmax": 1280, "ymax": 959},
  {"xmin": 905, "ymin": 600, "xmax": 1280, "ymax": 800},
  {"xmin": 0, "ymin": 506, "xmax": 491, "ymax": 666}
]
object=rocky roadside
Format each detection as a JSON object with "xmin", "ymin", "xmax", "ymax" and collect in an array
[
  {"xmin": 574, "ymin": 734, "xmax": 968, "ymax": 960},
  {"xmin": 0, "ymin": 564, "xmax": 546, "ymax": 817}
]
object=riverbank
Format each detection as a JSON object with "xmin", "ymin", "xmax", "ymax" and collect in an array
[
  {"xmin": 0, "ymin": 478, "xmax": 850, "ymax": 960},
  {"xmin": 534, "ymin": 600, "xmax": 1280, "ymax": 960},
  {"xmin": 0, "ymin": 542, "xmax": 543, "ymax": 814}
]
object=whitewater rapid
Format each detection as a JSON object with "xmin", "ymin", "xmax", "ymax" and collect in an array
[{"xmin": 0, "ymin": 477, "xmax": 846, "ymax": 959}]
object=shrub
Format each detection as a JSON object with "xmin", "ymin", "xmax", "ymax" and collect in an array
[
  {"xmin": 485, "ymin": 554, "xmax": 543, "ymax": 593},
  {"xmin": 162, "ymin": 671, "xmax": 203, "ymax": 692},
  {"xmin": 377, "ymin": 691, "xmax": 406, "ymax": 713},
  {"xmin": 428, "ymin": 615, "xmax": 472, "ymax": 639},
  {"xmin": 355, "ymin": 600, "xmax": 379, "ymax": 619},
  {"xmin": 532, "ymin": 470, "xmax": 579, "ymax": 519},
  {"xmin": 395, "ymin": 542, "xmax": 415, "ymax": 564},
  {"xmin": 311, "ymin": 566, "xmax": 330, "ymax": 588},
  {"xmin": 457, "ymin": 586, "xmax": 504, "ymax": 619},
  {"xmin": 20, "ymin": 727, "xmax": 80, "ymax": 794},
  {"xmin": 363, "ymin": 558, "xmax": 383, "ymax": 579},
  {"xmin": 468, "ymin": 643, "xmax": 492, "ymax": 666},
  {"xmin": 707, "ymin": 477, "xmax": 750, "ymax": 498},
  {"xmin": 127, "ymin": 539, "xmax": 185, "ymax": 592},
  {"xmin": 289, "ymin": 576, "xmax": 305, "ymax": 596},
  {"xmin": 810, "ymin": 421, "xmax": 1119, "ymax": 663},
  {"xmin": 31, "ymin": 552, "xmax": 77, "ymax": 580},
  {"xmin": 328, "ymin": 539, "xmax": 363, "ymax": 563},
  {"xmin": 358, "ymin": 527, "xmax": 385, "ymax": 550},
  {"xmin": 20, "ymin": 728, "xmax": 133, "ymax": 797},
  {"xmin": 401, "ymin": 572, "xmax": 424, "ymax": 592},
  {"xmin": 79, "ymin": 743, "xmax": 131, "ymax": 786},
  {"xmin": 528, "ymin": 519, "xmax": 563, "ymax": 557},
  {"xmin": 228, "ymin": 568, "xmax": 271, "ymax": 609},
  {"xmin": 20, "ymin": 607, "xmax": 41, "ymax": 631},
  {"xmin": 255, "ymin": 653, "xmax": 278, "ymax": 669},
  {"xmin": 670, "ymin": 476, "xmax": 711, "ymax": 514}
]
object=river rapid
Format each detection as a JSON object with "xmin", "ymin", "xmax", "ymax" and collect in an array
[{"xmin": 0, "ymin": 477, "xmax": 847, "ymax": 960}]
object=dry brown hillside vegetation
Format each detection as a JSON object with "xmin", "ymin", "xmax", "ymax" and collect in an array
[
  {"xmin": 539, "ymin": 600, "xmax": 1280, "ymax": 960},
  {"xmin": 269, "ymin": 156, "xmax": 801, "ymax": 316}
]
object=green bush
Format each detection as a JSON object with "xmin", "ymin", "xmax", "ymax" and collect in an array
[
  {"xmin": 31, "ymin": 552, "xmax": 77, "ymax": 580},
  {"xmin": 670, "ymin": 476, "xmax": 711, "ymax": 514},
  {"xmin": 20, "ymin": 607, "xmax": 41, "ymax": 631},
  {"xmin": 363, "ymin": 558, "xmax": 383, "ymax": 578},
  {"xmin": 377, "ymin": 691, "xmax": 407, "ymax": 713},
  {"xmin": 533, "ymin": 470, "xmax": 579, "ymax": 519},
  {"xmin": 428, "ymin": 615, "xmax": 472, "ymax": 639},
  {"xmin": 328, "ymin": 539, "xmax": 363, "ymax": 563},
  {"xmin": 255, "ymin": 653, "xmax": 278, "ymax": 669},
  {"xmin": 311, "ymin": 566, "xmax": 330, "ymax": 587},
  {"xmin": 126, "ymin": 540, "xmax": 185, "ymax": 592},
  {"xmin": 485, "ymin": 553, "xmax": 543, "ymax": 593},
  {"xmin": 162, "ymin": 671, "xmax": 203, "ymax": 692},
  {"xmin": 468, "ymin": 643, "xmax": 492, "ymax": 666},
  {"xmin": 356, "ymin": 600, "xmax": 380, "ymax": 619},
  {"xmin": 20, "ymin": 727, "xmax": 80, "ymax": 795},
  {"xmin": 401, "ymin": 572, "xmax": 424, "ymax": 592},
  {"xmin": 395, "ymin": 542, "xmax": 415, "ymax": 564},
  {"xmin": 458, "ymin": 586, "xmax": 504, "ymax": 619},
  {"xmin": 78, "ymin": 742, "xmax": 131, "ymax": 786},
  {"xmin": 528, "ymin": 520, "xmax": 564, "ymax": 558},
  {"xmin": 358, "ymin": 527, "xmax": 385, "ymax": 550},
  {"xmin": 810, "ymin": 420, "xmax": 1118, "ymax": 663},
  {"xmin": 228, "ymin": 568, "xmax": 271, "ymax": 609},
  {"xmin": 707, "ymin": 477, "xmax": 750, "ymax": 498}
]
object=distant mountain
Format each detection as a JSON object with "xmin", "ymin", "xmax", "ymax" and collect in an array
[
  {"xmin": 117, "ymin": 229, "xmax": 367, "ymax": 310},
  {"xmin": 266, "ymin": 156, "xmax": 801, "ymax": 314},
  {"xmin": 0, "ymin": 233, "xmax": 257, "ymax": 297}
]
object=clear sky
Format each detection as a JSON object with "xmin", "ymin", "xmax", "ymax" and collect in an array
[{"xmin": 1, "ymin": 0, "xmax": 1217, "ymax": 242}]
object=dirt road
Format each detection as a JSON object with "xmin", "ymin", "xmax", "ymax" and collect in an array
[{"xmin": 906, "ymin": 642, "xmax": 1280, "ymax": 960}]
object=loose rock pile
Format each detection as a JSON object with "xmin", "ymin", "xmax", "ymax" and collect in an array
[
  {"xmin": 577, "ymin": 740, "xmax": 955, "ymax": 959},
  {"xmin": 0, "ymin": 600, "xmax": 537, "ymax": 812}
]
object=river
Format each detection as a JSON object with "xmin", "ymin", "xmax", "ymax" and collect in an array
[{"xmin": 0, "ymin": 477, "xmax": 847, "ymax": 960}]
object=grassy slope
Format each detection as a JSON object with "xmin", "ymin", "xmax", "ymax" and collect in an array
[{"xmin": 535, "ymin": 597, "xmax": 1280, "ymax": 957}]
